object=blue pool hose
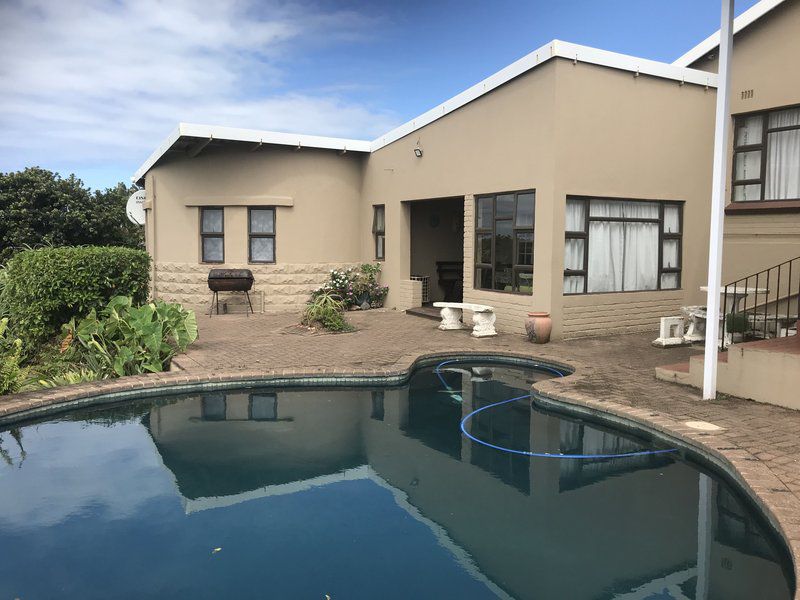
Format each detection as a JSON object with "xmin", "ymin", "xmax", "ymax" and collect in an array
[{"xmin": 435, "ymin": 359, "xmax": 677, "ymax": 460}]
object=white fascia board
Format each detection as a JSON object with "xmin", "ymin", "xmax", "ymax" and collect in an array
[
  {"xmin": 370, "ymin": 39, "xmax": 718, "ymax": 151},
  {"xmin": 672, "ymin": 0, "xmax": 787, "ymax": 67},
  {"xmin": 132, "ymin": 122, "xmax": 370, "ymax": 183},
  {"xmin": 132, "ymin": 124, "xmax": 182, "ymax": 184}
]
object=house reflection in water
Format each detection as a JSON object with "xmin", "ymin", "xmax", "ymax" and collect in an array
[{"xmin": 144, "ymin": 367, "xmax": 791, "ymax": 600}]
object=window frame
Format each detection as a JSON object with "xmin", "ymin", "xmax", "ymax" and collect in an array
[
  {"xmin": 563, "ymin": 196, "xmax": 683, "ymax": 295},
  {"xmin": 200, "ymin": 207, "xmax": 224, "ymax": 264},
  {"xmin": 473, "ymin": 189, "xmax": 535, "ymax": 295},
  {"xmin": 372, "ymin": 205, "xmax": 385, "ymax": 261},
  {"xmin": 732, "ymin": 103, "xmax": 800, "ymax": 203},
  {"xmin": 248, "ymin": 207, "xmax": 276, "ymax": 264}
]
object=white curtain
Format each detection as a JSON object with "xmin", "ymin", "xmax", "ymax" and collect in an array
[
  {"xmin": 765, "ymin": 133, "xmax": 800, "ymax": 200},
  {"xmin": 766, "ymin": 108, "xmax": 800, "ymax": 200},
  {"xmin": 588, "ymin": 220, "xmax": 624, "ymax": 292},
  {"xmin": 587, "ymin": 200, "xmax": 659, "ymax": 293},
  {"xmin": 663, "ymin": 205, "xmax": 680, "ymax": 234},
  {"xmin": 565, "ymin": 199, "xmax": 587, "ymax": 231}
]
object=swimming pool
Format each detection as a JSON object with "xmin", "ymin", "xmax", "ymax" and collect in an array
[{"xmin": 0, "ymin": 359, "xmax": 793, "ymax": 599}]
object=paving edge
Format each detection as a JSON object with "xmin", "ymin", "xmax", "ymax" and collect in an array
[{"xmin": 1, "ymin": 350, "xmax": 797, "ymax": 598}]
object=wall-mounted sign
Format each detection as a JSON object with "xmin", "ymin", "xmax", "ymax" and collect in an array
[{"xmin": 126, "ymin": 190, "xmax": 146, "ymax": 225}]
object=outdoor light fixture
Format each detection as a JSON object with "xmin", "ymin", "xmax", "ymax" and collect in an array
[{"xmin": 413, "ymin": 141, "xmax": 423, "ymax": 158}]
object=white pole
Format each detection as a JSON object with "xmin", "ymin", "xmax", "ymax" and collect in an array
[{"xmin": 703, "ymin": 0, "xmax": 735, "ymax": 400}]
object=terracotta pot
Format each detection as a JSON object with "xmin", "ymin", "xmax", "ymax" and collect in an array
[{"xmin": 525, "ymin": 312, "xmax": 552, "ymax": 344}]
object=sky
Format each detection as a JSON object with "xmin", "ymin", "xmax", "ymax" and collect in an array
[{"xmin": 0, "ymin": 0, "xmax": 761, "ymax": 191}]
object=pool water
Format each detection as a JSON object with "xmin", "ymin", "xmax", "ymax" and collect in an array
[{"xmin": 0, "ymin": 361, "xmax": 793, "ymax": 599}]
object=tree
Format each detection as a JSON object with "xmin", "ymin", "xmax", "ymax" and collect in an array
[{"xmin": 0, "ymin": 167, "xmax": 144, "ymax": 264}]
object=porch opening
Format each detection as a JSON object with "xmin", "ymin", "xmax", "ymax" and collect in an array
[{"xmin": 407, "ymin": 197, "xmax": 464, "ymax": 318}]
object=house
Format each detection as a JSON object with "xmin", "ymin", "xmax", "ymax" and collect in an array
[{"xmin": 134, "ymin": 0, "xmax": 799, "ymax": 342}]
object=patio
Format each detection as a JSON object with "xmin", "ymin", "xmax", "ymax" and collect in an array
[{"xmin": 2, "ymin": 309, "xmax": 800, "ymax": 577}]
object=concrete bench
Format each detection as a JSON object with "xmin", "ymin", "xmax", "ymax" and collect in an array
[{"xmin": 433, "ymin": 302, "xmax": 497, "ymax": 337}]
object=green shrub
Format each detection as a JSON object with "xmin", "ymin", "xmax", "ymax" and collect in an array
[
  {"xmin": 302, "ymin": 290, "xmax": 353, "ymax": 332},
  {"xmin": 312, "ymin": 263, "xmax": 389, "ymax": 308},
  {"xmin": 64, "ymin": 295, "xmax": 198, "ymax": 377},
  {"xmin": 0, "ymin": 318, "xmax": 27, "ymax": 395},
  {"xmin": 726, "ymin": 312, "xmax": 750, "ymax": 335},
  {"xmin": 1, "ymin": 246, "xmax": 150, "ymax": 354}
]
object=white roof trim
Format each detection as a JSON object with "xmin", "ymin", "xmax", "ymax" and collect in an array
[
  {"xmin": 672, "ymin": 0, "xmax": 787, "ymax": 67},
  {"xmin": 133, "ymin": 39, "xmax": 718, "ymax": 181},
  {"xmin": 371, "ymin": 39, "xmax": 718, "ymax": 151},
  {"xmin": 132, "ymin": 122, "xmax": 371, "ymax": 183}
]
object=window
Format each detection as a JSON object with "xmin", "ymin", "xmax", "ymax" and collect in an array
[
  {"xmin": 249, "ymin": 207, "xmax": 275, "ymax": 263},
  {"xmin": 249, "ymin": 393, "xmax": 278, "ymax": 421},
  {"xmin": 372, "ymin": 205, "xmax": 385, "ymax": 260},
  {"xmin": 200, "ymin": 208, "xmax": 224, "ymax": 263},
  {"xmin": 474, "ymin": 190, "xmax": 534, "ymax": 294},
  {"xmin": 201, "ymin": 394, "xmax": 226, "ymax": 421},
  {"xmin": 563, "ymin": 197, "xmax": 682, "ymax": 294},
  {"xmin": 732, "ymin": 105, "xmax": 800, "ymax": 202}
]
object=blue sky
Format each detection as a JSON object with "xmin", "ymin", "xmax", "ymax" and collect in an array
[{"xmin": 0, "ymin": 0, "xmax": 759, "ymax": 190}]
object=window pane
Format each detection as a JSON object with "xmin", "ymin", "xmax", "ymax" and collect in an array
[
  {"xmin": 476, "ymin": 198, "xmax": 492, "ymax": 229},
  {"xmin": 566, "ymin": 199, "xmax": 587, "ymax": 231},
  {"xmin": 622, "ymin": 222, "xmax": 659, "ymax": 291},
  {"xmin": 202, "ymin": 394, "xmax": 226, "ymax": 420},
  {"xmin": 202, "ymin": 209, "xmax": 223, "ymax": 233},
  {"xmin": 765, "ymin": 130, "xmax": 800, "ymax": 200},
  {"xmin": 516, "ymin": 271, "xmax": 533, "ymax": 294},
  {"xmin": 587, "ymin": 221, "xmax": 624, "ymax": 292},
  {"xmin": 476, "ymin": 267, "xmax": 492, "ymax": 290},
  {"xmin": 376, "ymin": 234, "xmax": 385, "ymax": 259},
  {"xmin": 661, "ymin": 273, "xmax": 679, "ymax": 290},
  {"xmin": 563, "ymin": 275, "xmax": 585, "ymax": 294},
  {"xmin": 496, "ymin": 194, "xmax": 514, "ymax": 219},
  {"xmin": 736, "ymin": 115, "xmax": 763, "ymax": 146},
  {"xmin": 250, "ymin": 394, "xmax": 277, "ymax": 420},
  {"xmin": 476, "ymin": 233, "xmax": 492, "ymax": 264},
  {"xmin": 733, "ymin": 183, "xmax": 762, "ymax": 201},
  {"xmin": 663, "ymin": 205, "xmax": 680, "ymax": 233},
  {"xmin": 515, "ymin": 193, "xmax": 535, "ymax": 227},
  {"xmin": 250, "ymin": 237, "xmax": 274, "ymax": 262},
  {"xmin": 373, "ymin": 206, "xmax": 385, "ymax": 233},
  {"xmin": 734, "ymin": 150, "xmax": 761, "ymax": 181},
  {"xmin": 662, "ymin": 239, "xmax": 680, "ymax": 269},
  {"xmin": 494, "ymin": 220, "xmax": 513, "ymax": 291},
  {"xmin": 622, "ymin": 201, "xmax": 659, "ymax": 220},
  {"xmin": 516, "ymin": 231, "xmax": 533, "ymax": 266},
  {"xmin": 589, "ymin": 199, "xmax": 624, "ymax": 218},
  {"xmin": 203, "ymin": 237, "xmax": 224, "ymax": 262},
  {"xmin": 564, "ymin": 238, "xmax": 585, "ymax": 270},
  {"xmin": 768, "ymin": 108, "xmax": 800, "ymax": 129},
  {"xmin": 250, "ymin": 209, "xmax": 274, "ymax": 234}
]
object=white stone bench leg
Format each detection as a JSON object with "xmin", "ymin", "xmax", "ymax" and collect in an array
[
  {"xmin": 471, "ymin": 311, "xmax": 497, "ymax": 337},
  {"xmin": 438, "ymin": 306, "xmax": 466, "ymax": 330}
]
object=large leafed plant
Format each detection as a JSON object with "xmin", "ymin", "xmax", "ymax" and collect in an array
[{"xmin": 64, "ymin": 296, "xmax": 198, "ymax": 377}]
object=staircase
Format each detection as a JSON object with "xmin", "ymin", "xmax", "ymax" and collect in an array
[
  {"xmin": 656, "ymin": 257, "xmax": 800, "ymax": 409},
  {"xmin": 718, "ymin": 256, "xmax": 800, "ymax": 349}
]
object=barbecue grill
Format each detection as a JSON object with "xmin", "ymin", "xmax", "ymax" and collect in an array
[{"xmin": 207, "ymin": 269, "xmax": 255, "ymax": 315}]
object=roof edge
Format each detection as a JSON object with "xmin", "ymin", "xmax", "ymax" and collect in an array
[
  {"xmin": 133, "ymin": 39, "xmax": 719, "ymax": 182},
  {"xmin": 672, "ymin": 0, "xmax": 787, "ymax": 67},
  {"xmin": 132, "ymin": 123, "xmax": 371, "ymax": 184},
  {"xmin": 370, "ymin": 39, "xmax": 718, "ymax": 151}
]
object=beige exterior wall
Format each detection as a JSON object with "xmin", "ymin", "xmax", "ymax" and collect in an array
[
  {"xmin": 361, "ymin": 61, "xmax": 558, "ymax": 331},
  {"xmin": 689, "ymin": 0, "xmax": 800, "ymax": 283},
  {"xmin": 550, "ymin": 59, "xmax": 716, "ymax": 338},
  {"xmin": 363, "ymin": 58, "xmax": 715, "ymax": 337},
  {"xmin": 145, "ymin": 145, "xmax": 365, "ymax": 312}
]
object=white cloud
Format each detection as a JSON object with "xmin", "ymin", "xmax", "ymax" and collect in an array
[{"xmin": 0, "ymin": 0, "xmax": 398, "ymax": 180}]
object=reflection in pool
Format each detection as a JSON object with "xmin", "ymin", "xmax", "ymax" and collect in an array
[{"xmin": 0, "ymin": 362, "xmax": 793, "ymax": 599}]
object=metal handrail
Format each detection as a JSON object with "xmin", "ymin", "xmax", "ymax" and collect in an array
[{"xmin": 720, "ymin": 256, "xmax": 800, "ymax": 349}]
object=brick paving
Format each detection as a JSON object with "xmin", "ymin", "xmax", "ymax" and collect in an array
[{"xmin": 2, "ymin": 309, "xmax": 800, "ymax": 595}]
